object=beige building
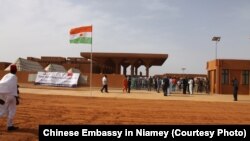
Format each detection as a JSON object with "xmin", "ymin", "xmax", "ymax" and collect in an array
[{"xmin": 207, "ymin": 59, "xmax": 250, "ymax": 95}]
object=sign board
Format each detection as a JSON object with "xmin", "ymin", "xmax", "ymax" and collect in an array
[{"xmin": 35, "ymin": 72, "xmax": 80, "ymax": 87}]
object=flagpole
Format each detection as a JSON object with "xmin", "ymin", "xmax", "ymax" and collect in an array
[
  {"xmin": 70, "ymin": 25, "xmax": 92, "ymax": 94},
  {"xmin": 90, "ymin": 25, "xmax": 93, "ymax": 96}
]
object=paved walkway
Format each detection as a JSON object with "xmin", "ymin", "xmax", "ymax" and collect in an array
[{"xmin": 19, "ymin": 86, "xmax": 250, "ymax": 103}]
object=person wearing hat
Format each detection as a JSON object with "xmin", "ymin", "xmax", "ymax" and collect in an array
[{"xmin": 0, "ymin": 64, "xmax": 19, "ymax": 131}]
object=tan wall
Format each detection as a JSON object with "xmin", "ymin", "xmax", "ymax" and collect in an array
[
  {"xmin": 220, "ymin": 70, "xmax": 248, "ymax": 94},
  {"xmin": 0, "ymin": 63, "xmax": 11, "ymax": 70},
  {"xmin": 0, "ymin": 71, "xmax": 7, "ymax": 80},
  {"xmin": 207, "ymin": 59, "xmax": 250, "ymax": 95},
  {"xmin": 83, "ymin": 73, "xmax": 125, "ymax": 88},
  {"xmin": 79, "ymin": 64, "xmax": 91, "ymax": 73},
  {"xmin": 0, "ymin": 70, "xmax": 124, "ymax": 88},
  {"xmin": 0, "ymin": 70, "xmax": 36, "ymax": 83},
  {"xmin": 220, "ymin": 60, "xmax": 250, "ymax": 70},
  {"xmin": 207, "ymin": 59, "xmax": 250, "ymax": 71}
]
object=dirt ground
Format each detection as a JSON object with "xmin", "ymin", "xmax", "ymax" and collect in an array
[{"xmin": 1, "ymin": 87, "xmax": 250, "ymax": 141}]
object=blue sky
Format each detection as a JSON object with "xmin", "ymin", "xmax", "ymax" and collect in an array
[{"xmin": 0, "ymin": 0, "xmax": 250, "ymax": 75}]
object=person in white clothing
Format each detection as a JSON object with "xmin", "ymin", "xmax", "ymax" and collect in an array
[
  {"xmin": 100, "ymin": 75, "xmax": 108, "ymax": 93},
  {"xmin": 188, "ymin": 78, "xmax": 193, "ymax": 95},
  {"xmin": 0, "ymin": 64, "xmax": 19, "ymax": 131}
]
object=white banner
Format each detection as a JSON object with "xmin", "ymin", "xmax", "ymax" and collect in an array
[{"xmin": 35, "ymin": 72, "xmax": 80, "ymax": 87}]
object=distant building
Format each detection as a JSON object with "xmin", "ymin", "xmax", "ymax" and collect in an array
[
  {"xmin": 160, "ymin": 73, "xmax": 207, "ymax": 78},
  {"xmin": 207, "ymin": 59, "xmax": 250, "ymax": 95},
  {"xmin": 27, "ymin": 56, "xmax": 90, "ymax": 73},
  {"xmin": 0, "ymin": 52, "xmax": 168, "ymax": 87},
  {"xmin": 27, "ymin": 52, "xmax": 168, "ymax": 77},
  {"xmin": 5, "ymin": 58, "xmax": 44, "ymax": 72}
]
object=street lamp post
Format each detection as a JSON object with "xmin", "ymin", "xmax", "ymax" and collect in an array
[
  {"xmin": 181, "ymin": 67, "xmax": 186, "ymax": 74},
  {"xmin": 212, "ymin": 36, "xmax": 221, "ymax": 60},
  {"xmin": 212, "ymin": 36, "xmax": 220, "ymax": 95}
]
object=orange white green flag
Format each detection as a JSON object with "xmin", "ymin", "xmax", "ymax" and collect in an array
[{"xmin": 69, "ymin": 25, "xmax": 92, "ymax": 44}]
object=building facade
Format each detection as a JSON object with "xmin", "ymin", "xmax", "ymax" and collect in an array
[
  {"xmin": 81, "ymin": 52, "xmax": 168, "ymax": 77},
  {"xmin": 207, "ymin": 59, "xmax": 250, "ymax": 95}
]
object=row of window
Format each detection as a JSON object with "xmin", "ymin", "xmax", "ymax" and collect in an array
[{"xmin": 221, "ymin": 70, "xmax": 249, "ymax": 85}]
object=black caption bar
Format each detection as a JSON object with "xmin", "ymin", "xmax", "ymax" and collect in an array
[{"xmin": 39, "ymin": 125, "xmax": 250, "ymax": 141}]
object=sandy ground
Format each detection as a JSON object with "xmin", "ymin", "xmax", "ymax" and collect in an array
[{"xmin": 1, "ymin": 85, "xmax": 250, "ymax": 141}]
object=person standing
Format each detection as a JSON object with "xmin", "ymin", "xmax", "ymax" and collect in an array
[
  {"xmin": 188, "ymin": 78, "xmax": 193, "ymax": 95},
  {"xmin": 232, "ymin": 77, "xmax": 238, "ymax": 101},
  {"xmin": 156, "ymin": 77, "xmax": 162, "ymax": 93},
  {"xmin": 147, "ymin": 76, "xmax": 153, "ymax": 91},
  {"xmin": 162, "ymin": 76, "xmax": 169, "ymax": 96},
  {"xmin": 100, "ymin": 75, "xmax": 108, "ymax": 93},
  {"xmin": 0, "ymin": 64, "xmax": 19, "ymax": 131},
  {"xmin": 182, "ymin": 77, "xmax": 188, "ymax": 94},
  {"xmin": 122, "ymin": 76, "xmax": 128, "ymax": 93},
  {"xmin": 127, "ymin": 76, "xmax": 131, "ymax": 93}
]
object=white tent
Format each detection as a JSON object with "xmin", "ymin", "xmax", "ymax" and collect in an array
[
  {"xmin": 67, "ymin": 68, "xmax": 81, "ymax": 73},
  {"xmin": 45, "ymin": 64, "xmax": 66, "ymax": 72},
  {"xmin": 5, "ymin": 58, "xmax": 44, "ymax": 72}
]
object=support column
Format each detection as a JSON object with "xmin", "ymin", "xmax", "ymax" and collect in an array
[
  {"xmin": 131, "ymin": 64, "xmax": 134, "ymax": 76},
  {"xmin": 135, "ymin": 66, "xmax": 138, "ymax": 76},
  {"xmin": 145, "ymin": 63, "xmax": 151, "ymax": 77},
  {"xmin": 146, "ymin": 66, "xmax": 149, "ymax": 77},
  {"xmin": 123, "ymin": 65, "xmax": 127, "ymax": 76}
]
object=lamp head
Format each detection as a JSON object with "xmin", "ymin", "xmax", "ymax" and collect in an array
[{"xmin": 212, "ymin": 36, "xmax": 221, "ymax": 41}]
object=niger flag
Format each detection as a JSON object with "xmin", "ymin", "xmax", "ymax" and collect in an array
[{"xmin": 69, "ymin": 25, "xmax": 92, "ymax": 44}]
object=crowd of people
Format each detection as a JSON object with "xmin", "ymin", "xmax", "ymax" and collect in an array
[
  {"xmin": 125, "ymin": 76, "xmax": 209, "ymax": 95},
  {"xmin": 100, "ymin": 74, "xmax": 210, "ymax": 95}
]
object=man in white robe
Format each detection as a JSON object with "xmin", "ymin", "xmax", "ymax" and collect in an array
[{"xmin": 0, "ymin": 64, "xmax": 19, "ymax": 131}]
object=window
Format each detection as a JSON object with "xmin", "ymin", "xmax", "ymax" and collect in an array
[
  {"xmin": 221, "ymin": 69, "xmax": 229, "ymax": 84},
  {"xmin": 242, "ymin": 70, "xmax": 249, "ymax": 85}
]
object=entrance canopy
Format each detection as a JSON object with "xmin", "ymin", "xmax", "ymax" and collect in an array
[{"xmin": 81, "ymin": 52, "xmax": 168, "ymax": 76}]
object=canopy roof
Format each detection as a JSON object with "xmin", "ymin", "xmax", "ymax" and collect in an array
[
  {"xmin": 45, "ymin": 64, "xmax": 66, "ymax": 72},
  {"xmin": 5, "ymin": 58, "xmax": 44, "ymax": 72},
  {"xmin": 81, "ymin": 52, "xmax": 168, "ymax": 66}
]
